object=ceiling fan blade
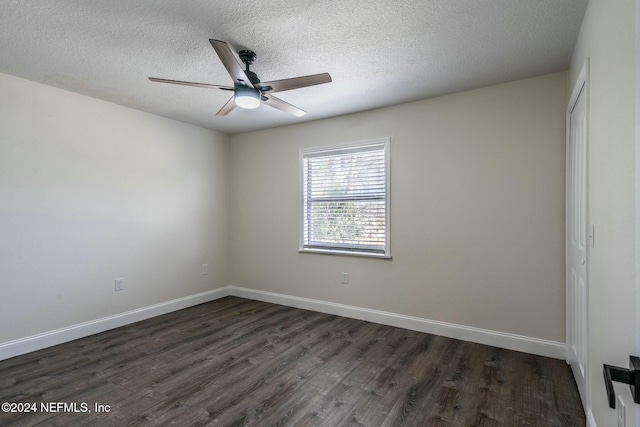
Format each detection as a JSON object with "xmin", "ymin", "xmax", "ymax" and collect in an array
[
  {"xmin": 256, "ymin": 73, "xmax": 332, "ymax": 93},
  {"xmin": 209, "ymin": 39, "xmax": 254, "ymax": 88},
  {"xmin": 262, "ymin": 95, "xmax": 306, "ymax": 117},
  {"xmin": 216, "ymin": 96, "xmax": 237, "ymax": 116},
  {"xmin": 148, "ymin": 77, "xmax": 234, "ymax": 90}
]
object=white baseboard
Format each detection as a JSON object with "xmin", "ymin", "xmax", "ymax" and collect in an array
[
  {"xmin": 230, "ymin": 286, "xmax": 566, "ymax": 360},
  {"xmin": 0, "ymin": 287, "xmax": 231, "ymax": 361},
  {"xmin": 1, "ymin": 285, "xmax": 565, "ymax": 362}
]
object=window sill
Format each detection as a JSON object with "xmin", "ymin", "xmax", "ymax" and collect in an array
[{"xmin": 298, "ymin": 248, "xmax": 392, "ymax": 260}]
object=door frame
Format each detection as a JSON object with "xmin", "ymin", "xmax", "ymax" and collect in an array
[
  {"xmin": 633, "ymin": 0, "xmax": 640, "ymax": 424},
  {"xmin": 566, "ymin": 58, "xmax": 590, "ymax": 415}
]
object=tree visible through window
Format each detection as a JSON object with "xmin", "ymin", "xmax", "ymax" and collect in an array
[{"xmin": 300, "ymin": 139, "xmax": 390, "ymax": 257}]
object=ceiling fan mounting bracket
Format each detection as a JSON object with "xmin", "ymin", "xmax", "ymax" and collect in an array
[{"xmin": 238, "ymin": 50, "xmax": 257, "ymax": 66}]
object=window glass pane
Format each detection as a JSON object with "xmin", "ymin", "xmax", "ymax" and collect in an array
[
  {"xmin": 301, "ymin": 140, "xmax": 389, "ymax": 256},
  {"xmin": 308, "ymin": 200, "xmax": 385, "ymax": 247}
]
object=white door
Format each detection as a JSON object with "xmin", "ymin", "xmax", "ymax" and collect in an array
[
  {"xmin": 567, "ymin": 71, "xmax": 588, "ymax": 409},
  {"xmin": 636, "ymin": 2, "xmax": 640, "ymax": 423}
]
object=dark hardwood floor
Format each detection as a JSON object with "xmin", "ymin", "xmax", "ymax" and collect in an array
[{"xmin": 0, "ymin": 296, "xmax": 585, "ymax": 426}]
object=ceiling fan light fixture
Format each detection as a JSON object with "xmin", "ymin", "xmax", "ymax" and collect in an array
[{"xmin": 234, "ymin": 86, "xmax": 261, "ymax": 109}]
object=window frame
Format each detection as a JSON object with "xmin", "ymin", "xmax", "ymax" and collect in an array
[{"xmin": 298, "ymin": 137, "xmax": 391, "ymax": 259}]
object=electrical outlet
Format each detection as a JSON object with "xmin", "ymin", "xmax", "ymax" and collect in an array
[
  {"xmin": 341, "ymin": 272, "xmax": 349, "ymax": 285},
  {"xmin": 617, "ymin": 394, "xmax": 625, "ymax": 427},
  {"xmin": 202, "ymin": 264, "xmax": 209, "ymax": 275},
  {"xmin": 114, "ymin": 278, "xmax": 124, "ymax": 292}
]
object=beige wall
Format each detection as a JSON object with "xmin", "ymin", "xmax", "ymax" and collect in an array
[
  {"xmin": 0, "ymin": 73, "xmax": 231, "ymax": 342},
  {"xmin": 569, "ymin": 0, "xmax": 637, "ymax": 425},
  {"xmin": 0, "ymin": 67, "xmax": 570, "ymax": 360},
  {"xmin": 230, "ymin": 71, "xmax": 568, "ymax": 342}
]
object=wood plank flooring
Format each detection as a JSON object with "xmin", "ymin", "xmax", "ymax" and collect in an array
[{"xmin": 0, "ymin": 297, "xmax": 585, "ymax": 426}]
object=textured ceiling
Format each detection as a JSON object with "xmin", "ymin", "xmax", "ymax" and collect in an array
[{"xmin": 0, "ymin": 1, "xmax": 588, "ymax": 134}]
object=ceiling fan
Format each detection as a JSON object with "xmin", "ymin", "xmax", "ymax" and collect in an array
[{"xmin": 149, "ymin": 39, "xmax": 332, "ymax": 117}]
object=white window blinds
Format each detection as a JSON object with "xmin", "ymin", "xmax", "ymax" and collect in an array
[{"xmin": 300, "ymin": 139, "xmax": 390, "ymax": 257}]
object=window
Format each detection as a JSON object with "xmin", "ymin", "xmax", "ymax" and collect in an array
[{"xmin": 300, "ymin": 138, "xmax": 390, "ymax": 258}]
